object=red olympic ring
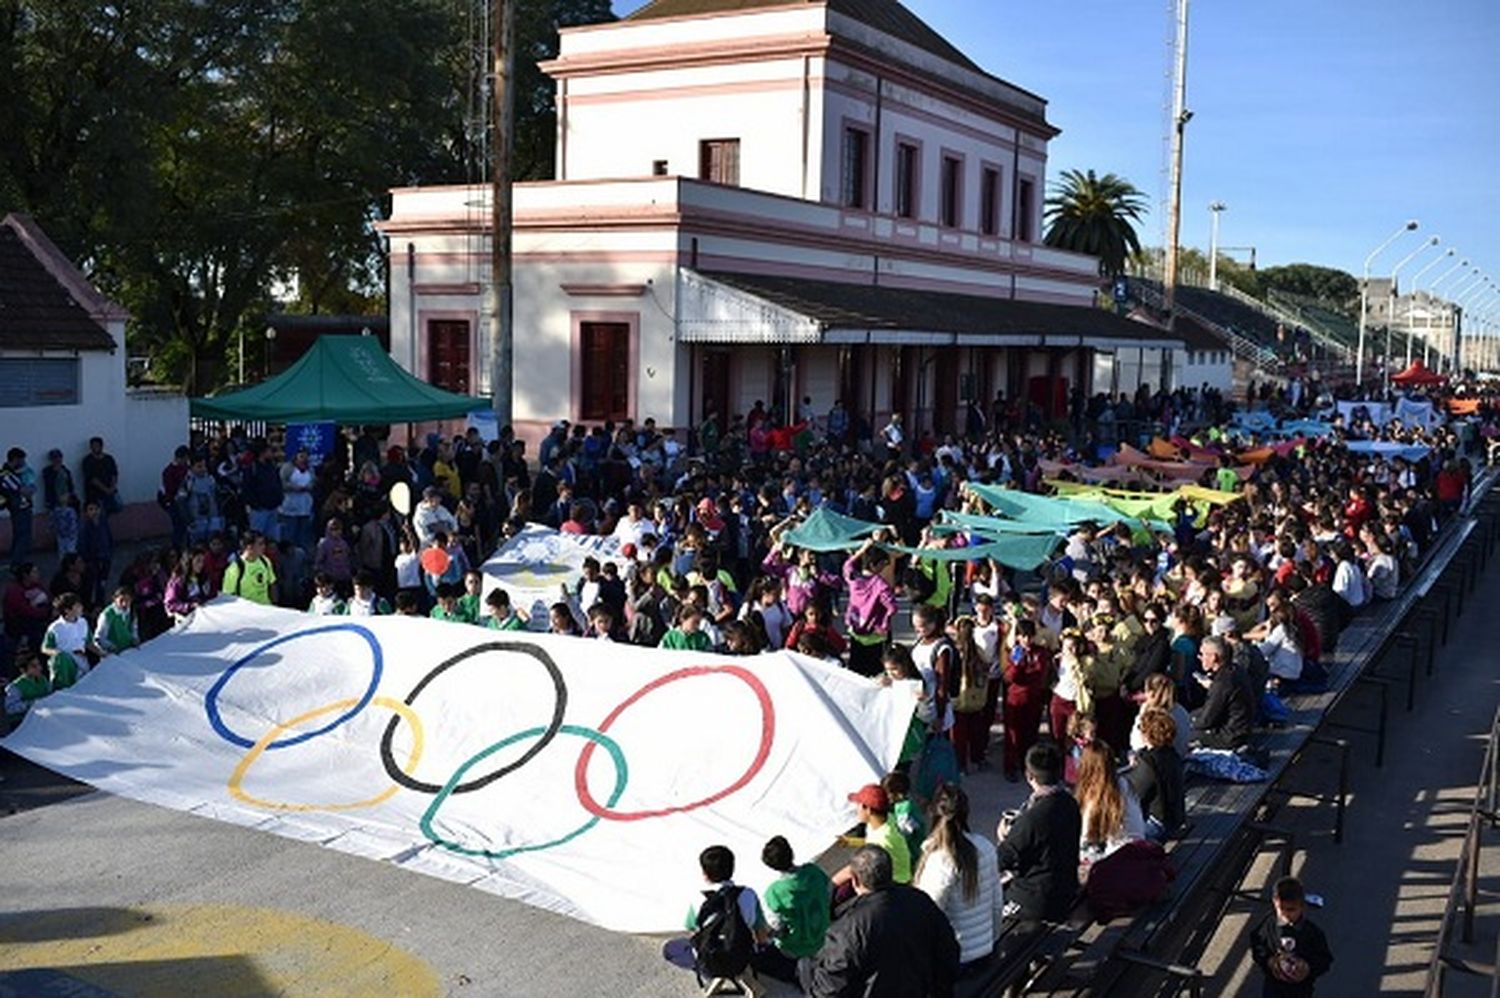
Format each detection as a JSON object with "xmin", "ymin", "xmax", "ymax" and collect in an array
[{"xmin": 574, "ymin": 665, "xmax": 776, "ymax": 822}]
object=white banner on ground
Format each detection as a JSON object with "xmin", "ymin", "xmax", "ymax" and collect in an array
[
  {"xmin": 1, "ymin": 600, "xmax": 915, "ymax": 932},
  {"xmin": 479, "ymin": 524, "xmax": 631, "ymax": 630}
]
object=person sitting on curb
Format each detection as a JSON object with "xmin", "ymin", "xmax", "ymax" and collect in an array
[
  {"xmin": 800, "ymin": 845, "xmax": 959, "ymax": 998},
  {"xmin": 661, "ymin": 845, "xmax": 769, "ymax": 983},
  {"xmin": 997, "ymin": 741, "xmax": 1081, "ymax": 925},
  {"xmin": 832, "ymin": 783, "xmax": 913, "ymax": 895},
  {"xmin": 754, "ymin": 835, "xmax": 832, "ymax": 983}
]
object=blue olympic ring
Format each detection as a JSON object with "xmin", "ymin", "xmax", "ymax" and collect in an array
[{"xmin": 205, "ymin": 623, "xmax": 383, "ymax": 750}]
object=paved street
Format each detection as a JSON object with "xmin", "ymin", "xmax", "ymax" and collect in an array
[{"xmin": 0, "ymin": 692, "xmax": 1027, "ymax": 997}]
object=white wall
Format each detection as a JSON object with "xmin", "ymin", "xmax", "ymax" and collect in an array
[
  {"xmin": 564, "ymin": 57, "xmax": 816, "ymax": 197},
  {"xmin": 1, "ymin": 316, "xmax": 187, "ymax": 507}
]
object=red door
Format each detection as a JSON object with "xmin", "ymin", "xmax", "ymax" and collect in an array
[
  {"xmin": 428, "ymin": 321, "xmax": 471, "ymax": 393},
  {"xmin": 581, "ymin": 322, "xmax": 630, "ymax": 421}
]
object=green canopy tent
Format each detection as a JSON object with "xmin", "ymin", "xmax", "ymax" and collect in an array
[{"xmin": 190, "ymin": 336, "xmax": 489, "ymax": 424}]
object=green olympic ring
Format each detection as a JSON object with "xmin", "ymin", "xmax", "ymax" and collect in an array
[{"xmin": 420, "ymin": 724, "xmax": 628, "ymax": 860}]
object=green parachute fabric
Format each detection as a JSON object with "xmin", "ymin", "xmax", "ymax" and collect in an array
[
  {"xmin": 885, "ymin": 534, "xmax": 1060, "ymax": 572},
  {"xmin": 780, "ymin": 505, "xmax": 881, "ymax": 552},
  {"xmin": 932, "ymin": 510, "xmax": 1065, "ymax": 537}
]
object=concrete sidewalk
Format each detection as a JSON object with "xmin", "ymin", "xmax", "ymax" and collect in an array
[{"xmin": 1200, "ymin": 558, "xmax": 1500, "ymax": 996}]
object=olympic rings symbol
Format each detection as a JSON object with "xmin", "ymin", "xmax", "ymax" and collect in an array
[
  {"xmin": 229, "ymin": 696, "xmax": 425, "ymax": 812},
  {"xmin": 378, "ymin": 642, "xmax": 566, "ymax": 795},
  {"xmin": 205, "ymin": 628, "xmax": 778, "ymax": 861}
]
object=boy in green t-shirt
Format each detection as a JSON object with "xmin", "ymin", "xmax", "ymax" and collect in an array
[
  {"xmin": 755, "ymin": 835, "xmax": 832, "ymax": 982},
  {"xmin": 94, "ymin": 586, "xmax": 139, "ymax": 656},
  {"xmin": 882, "ymin": 770, "xmax": 927, "ymax": 862},
  {"xmin": 457, "ymin": 569, "xmax": 484, "ymax": 624},
  {"xmin": 483, "ymin": 588, "xmax": 527, "ymax": 630},
  {"xmin": 429, "ymin": 582, "xmax": 466, "ymax": 623}
]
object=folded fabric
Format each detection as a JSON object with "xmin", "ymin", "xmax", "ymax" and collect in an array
[{"xmin": 1185, "ymin": 748, "xmax": 1268, "ymax": 783}]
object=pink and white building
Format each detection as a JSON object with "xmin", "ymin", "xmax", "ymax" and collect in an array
[{"xmin": 379, "ymin": 0, "xmax": 1182, "ymax": 442}]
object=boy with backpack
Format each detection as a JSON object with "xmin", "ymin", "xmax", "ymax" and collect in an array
[{"xmin": 662, "ymin": 845, "xmax": 769, "ymax": 989}]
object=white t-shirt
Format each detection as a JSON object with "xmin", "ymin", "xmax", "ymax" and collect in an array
[
  {"xmin": 910, "ymin": 637, "xmax": 956, "ymax": 733},
  {"xmin": 395, "ymin": 552, "xmax": 422, "ymax": 589},
  {"xmin": 45, "ymin": 616, "xmax": 90, "ymax": 654},
  {"xmin": 1332, "ymin": 559, "xmax": 1370, "ymax": 608},
  {"xmin": 973, "ymin": 619, "xmax": 1002, "ymax": 678}
]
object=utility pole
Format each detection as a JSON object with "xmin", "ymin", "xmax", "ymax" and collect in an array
[
  {"xmin": 1162, "ymin": 0, "xmax": 1191, "ymax": 322},
  {"xmin": 489, "ymin": 0, "xmax": 516, "ymax": 428}
]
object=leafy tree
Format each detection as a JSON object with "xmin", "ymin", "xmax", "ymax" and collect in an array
[
  {"xmin": 1, "ymin": 0, "xmax": 613, "ymax": 391},
  {"xmin": 1043, "ymin": 169, "xmax": 1148, "ymax": 279},
  {"xmin": 1256, "ymin": 263, "xmax": 1359, "ymax": 313}
]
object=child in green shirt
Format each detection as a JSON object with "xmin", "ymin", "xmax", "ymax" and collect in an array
[
  {"xmin": 457, "ymin": 569, "xmax": 484, "ymax": 624},
  {"xmin": 883, "ymin": 770, "xmax": 927, "ymax": 862},
  {"xmin": 659, "ymin": 604, "xmax": 712, "ymax": 652},
  {"xmin": 484, "ymin": 588, "xmax": 527, "ymax": 630},
  {"xmin": 308, "ymin": 573, "xmax": 346, "ymax": 616},
  {"xmin": 94, "ymin": 586, "xmax": 139, "ymax": 656},
  {"xmin": 4, "ymin": 653, "xmax": 52, "ymax": 730},
  {"xmin": 42, "ymin": 593, "xmax": 98, "ymax": 690},
  {"xmin": 429, "ymin": 582, "xmax": 466, "ymax": 623},
  {"xmin": 758, "ymin": 835, "xmax": 832, "ymax": 980},
  {"xmin": 344, "ymin": 571, "xmax": 391, "ymax": 617}
]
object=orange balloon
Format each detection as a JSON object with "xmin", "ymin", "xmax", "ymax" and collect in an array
[{"xmin": 420, "ymin": 547, "xmax": 451, "ymax": 576}]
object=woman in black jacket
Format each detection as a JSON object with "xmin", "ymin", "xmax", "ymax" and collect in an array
[
  {"xmin": 1129, "ymin": 709, "xmax": 1186, "ymax": 842},
  {"xmin": 1125, "ymin": 602, "xmax": 1172, "ymax": 695}
]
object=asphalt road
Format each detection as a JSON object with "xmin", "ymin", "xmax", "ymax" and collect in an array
[{"xmin": 0, "ymin": 713, "xmax": 1027, "ymax": 998}]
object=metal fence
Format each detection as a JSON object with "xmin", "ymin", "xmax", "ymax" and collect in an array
[{"xmin": 1424, "ymin": 704, "xmax": 1500, "ymax": 997}]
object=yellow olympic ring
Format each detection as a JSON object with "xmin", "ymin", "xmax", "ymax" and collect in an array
[{"xmin": 228, "ymin": 696, "xmax": 425, "ymax": 813}]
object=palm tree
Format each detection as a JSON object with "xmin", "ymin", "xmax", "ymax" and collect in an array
[{"xmin": 1043, "ymin": 169, "xmax": 1148, "ymax": 279}]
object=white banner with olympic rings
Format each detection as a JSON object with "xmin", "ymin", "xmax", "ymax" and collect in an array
[{"xmin": 1, "ymin": 599, "xmax": 918, "ymax": 932}]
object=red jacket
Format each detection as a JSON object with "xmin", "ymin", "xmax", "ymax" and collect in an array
[{"xmin": 1005, "ymin": 645, "xmax": 1053, "ymax": 705}]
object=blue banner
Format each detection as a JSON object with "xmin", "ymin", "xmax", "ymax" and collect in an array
[{"xmin": 285, "ymin": 422, "xmax": 338, "ymax": 466}]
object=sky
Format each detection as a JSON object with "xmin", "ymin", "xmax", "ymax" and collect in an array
[{"xmin": 611, "ymin": 0, "xmax": 1500, "ymax": 298}]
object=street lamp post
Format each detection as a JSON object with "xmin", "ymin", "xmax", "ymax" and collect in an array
[
  {"xmin": 1405, "ymin": 248, "xmax": 1453, "ymax": 366},
  {"xmin": 1426, "ymin": 258, "xmax": 1471, "ymax": 366},
  {"xmin": 1208, "ymin": 202, "xmax": 1227, "ymax": 291},
  {"xmin": 1384, "ymin": 236, "xmax": 1440, "ymax": 393},
  {"xmin": 1453, "ymin": 278, "xmax": 1488, "ymax": 373},
  {"xmin": 1358, "ymin": 220, "xmax": 1419, "ymax": 389}
]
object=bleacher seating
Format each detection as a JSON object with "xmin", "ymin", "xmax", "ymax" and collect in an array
[{"xmin": 1126, "ymin": 277, "xmax": 1283, "ymax": 352}]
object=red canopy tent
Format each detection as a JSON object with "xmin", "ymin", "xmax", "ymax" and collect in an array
[{"xmin": 1391, "ymin": 360, "xmax": 1447, "ymax": 387}]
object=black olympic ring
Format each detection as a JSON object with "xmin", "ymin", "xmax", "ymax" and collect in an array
[{"xmin": 379, "ymin": 640, "xmax": 568, "ymax": 795}]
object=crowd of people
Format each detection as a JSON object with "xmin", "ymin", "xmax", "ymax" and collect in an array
[{"xmin": 2, "ymin": 382, "xmax": 1491, "ymax": 994}]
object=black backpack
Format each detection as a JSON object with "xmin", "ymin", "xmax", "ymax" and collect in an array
[{"xmin": 691, "ymin": 885, "xmax": 753, "ymax": 983}]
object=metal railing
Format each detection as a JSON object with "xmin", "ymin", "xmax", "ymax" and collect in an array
[
  {"xmin": 1217, "ymin": 283, "xmax": 1352, "ymax": 360},
  {"xmin": 1131, "ymin": 281, "xmax": 1281, "ymax": 371},
  {"xmin": 1424, "ymin": 704, "xmax": 1500, "ymax": 997}
]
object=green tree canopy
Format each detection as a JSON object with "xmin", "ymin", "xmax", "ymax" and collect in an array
[
  {"xmin": 1043, "ymin": 169, "xmax": 1148, "ymax": 279},
  {"xmin": 1256, "ymin": 263, "xmax": 1359, "ymax": 313},
  {"xmin": 0, "ymin": 0, "xmax": 612, "ymax": 391}
]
